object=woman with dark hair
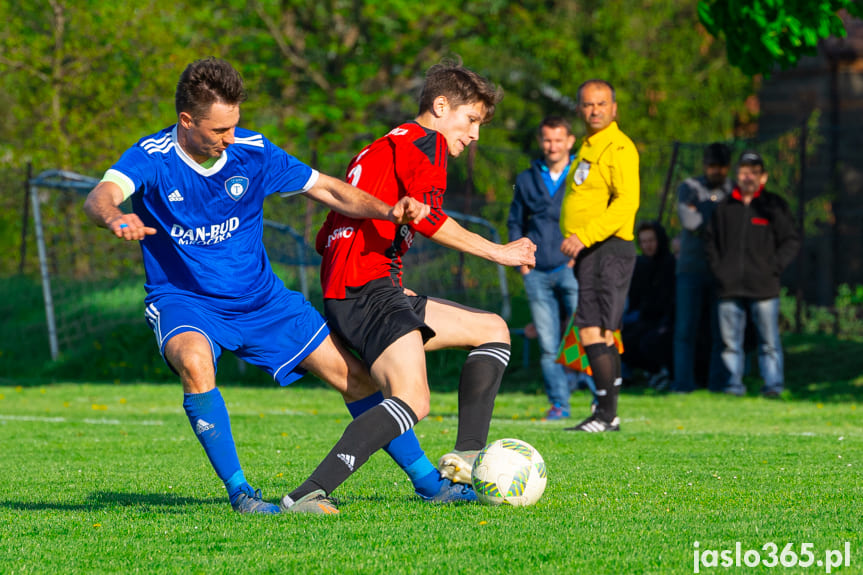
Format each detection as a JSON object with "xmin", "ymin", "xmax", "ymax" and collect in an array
[{"xmin": 621, "ymin": 221, "xmax": 676, "ymax": 388}]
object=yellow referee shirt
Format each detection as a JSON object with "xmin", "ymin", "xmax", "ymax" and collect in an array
[{"xmin": 560, "ymin": 121, "xmax": 640, "ymax": 247}]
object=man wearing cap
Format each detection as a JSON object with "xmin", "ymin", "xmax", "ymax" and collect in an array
[
  {"xmin": 704, "ymin": 151, "xmax": 800, "ymax": 397},
  {"xmin": 672, "ymin": 143, "xmax": 732, "ymax": 393}
]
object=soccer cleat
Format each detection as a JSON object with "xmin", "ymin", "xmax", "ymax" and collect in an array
[
  {"xmin": 418, "ymin": 478, "xmax": 478, "ymax": 503},
  {"xmin": 564, "ymin": 414, "xmax": 620, "ymax": 432},
  {"xmin": 231, "ymin": 489, "xmax": 281, "ymax": 515},
  {"xmin": 542, "ymin": 405, "xmax": 570, "ymax": 421},
  {"xmin": 437, "ymin": 450, "xmax": 479, "ymax": 484},
  {"xmin": 280, "ymin": 489, "xmax": 339, "ymax": 515}
]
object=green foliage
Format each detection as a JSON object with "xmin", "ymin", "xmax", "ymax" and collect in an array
[
  {"xmin": 0, "ymin": 1, "xmax": 754, "ymax": 196},
  {"xmin": 698, "ymin": 0, "xmax": 863, "ymax": 76},
  {"xmin": 781, "ymin": 284, "xmax": 863, "ymax": 338}
]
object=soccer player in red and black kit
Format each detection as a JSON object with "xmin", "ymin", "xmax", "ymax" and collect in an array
[{"xmin": 280, "ymin": 60, "xmax": 537, "ymax": 513}]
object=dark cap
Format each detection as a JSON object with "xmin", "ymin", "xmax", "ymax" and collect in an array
[
  {"xmin": 738, "ymin": 150, "xmax": 764, "ymax": 169},
  {"xmin": 703, "ymin": 142, "xmax": 731, "ymax": 166}
]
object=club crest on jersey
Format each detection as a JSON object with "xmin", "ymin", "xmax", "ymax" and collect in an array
[
  {"xmin": 573, "ymin": 160, "xmax": 591, "ymax": 186},
  {"xmin": 225, "ymin": 176, "xmax": 249, "ymax": 201}
]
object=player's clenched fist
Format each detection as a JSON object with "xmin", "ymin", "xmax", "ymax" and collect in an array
[
  {"xmin": 107, "ymin": 214, "xmax": 157, "ymax": 241},
  {"xmin": 389, "ymin": 196, "xmax": 431, "ymax": 225},
  {"xmin": 496, "ymin": 237, "xmax": 537, "ymax": 268}
]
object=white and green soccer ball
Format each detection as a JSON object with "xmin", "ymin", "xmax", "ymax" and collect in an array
[{"xmin": 471, "ymin": 438, "xmax": 547, "ymax": 506}]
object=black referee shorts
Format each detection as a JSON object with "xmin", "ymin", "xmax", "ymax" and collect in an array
[
  {"xmin": 324, "ymin": 277, "xmax": 436, "ymax": 367},
  {"xmin": 573, "ymin": 237, "xmax": 637, "ymax": 331}
]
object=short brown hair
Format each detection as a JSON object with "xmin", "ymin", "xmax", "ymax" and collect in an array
[
  {"xmin": 418, "ymin": 59, "xmax": 502, "ymax": 123},
  {"xmin": 576, "ymin": 79, "xmax": 616, "ymax": 105},
  {"xmin": 175, "ymin": 57, "xmax": 247, "ymax": 121},
  {"xmin": 538, "ymin": 116, "xmax": 572, "ymax": 135}
]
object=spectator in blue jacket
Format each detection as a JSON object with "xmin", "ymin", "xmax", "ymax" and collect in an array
[{"xmin": 508, "ymin": 116, "xmax": 592, "ymax": 420}]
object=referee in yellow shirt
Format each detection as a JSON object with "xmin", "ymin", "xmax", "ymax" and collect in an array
[{"xmin": 560, "ymin": 79, "xmax": 640, "ymax": 432}]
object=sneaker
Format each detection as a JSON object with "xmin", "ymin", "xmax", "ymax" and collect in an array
[
  {"xmin": 564, "ymin": 413, "xmax": 620, "ymax": 432},
  {"xmin": 543, "ymin": 405, "xmax": 570, "ymax": 421},
  {"xmin": 418, "ymin": 478, "xmax": 478, "ymax": 503},
  {"xmin": 648, "ymin": 367, "xmax": 671, "ymax": 391},
  {"xmin": 231, "ymin": 489, "xmax": 281, "ymax": 515},
  {"xmin": 437, "ymin": 450, "xmax": 479, "ymax": 484},
  {"xmin": 280, "ymin": 489, "xmax": 339, "ymax": 515}
]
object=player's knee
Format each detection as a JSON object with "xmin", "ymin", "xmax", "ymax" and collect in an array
[
  {"xmin": 343, "ymin": 369, "xmax": 379, "ymax": 403},
  {"xmin": 411, "ymin": 397, "xmax": 430, "ymax": 421},
  {"xmin": 484, "ymin": 314, "xmax": 511, "ymax": 345},
  {"xmin": 400, "ymin": 392, "xmax": 430, "ymax": 421},
  {"xmin": 166, "ymin": 341, "xmax": 214, "ymax": 392}
]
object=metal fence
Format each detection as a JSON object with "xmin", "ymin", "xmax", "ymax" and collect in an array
[
  {"xmin": 656, "ymin": 120, "xmax": 863, "ymax": 331},
  {"xmin": 22, "ymin": 170, "xmax": 510, "ymax": 361}
]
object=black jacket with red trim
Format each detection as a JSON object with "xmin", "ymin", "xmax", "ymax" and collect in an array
[{"xmin": 704, "ymin": 186, "xmax": 800, "ymax": 300}]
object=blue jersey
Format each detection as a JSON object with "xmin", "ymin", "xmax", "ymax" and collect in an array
[{"xmin": 106, "ymin": 125, "xmax": 318, "ymax": 310}]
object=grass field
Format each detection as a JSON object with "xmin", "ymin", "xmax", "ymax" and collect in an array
[{"xmin": 1, "ymin": 375, "xmax": 861, "ymax": 574}]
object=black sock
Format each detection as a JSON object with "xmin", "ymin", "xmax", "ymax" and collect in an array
[
  {"xmin": 288, "ymin": 397, "xmax": 417, "ymax": 501},
  {"xmin": 455, "ymin": 342, "xmax": 510, "ymax": 451},
  {"xmin": 585, "ymin": 343, "xmax": 620, "ymax": 422}
]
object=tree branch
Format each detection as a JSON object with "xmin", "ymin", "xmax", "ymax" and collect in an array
[{"xmin": 252, "ymin": 1, "xmax": 331, "ymax": 91}]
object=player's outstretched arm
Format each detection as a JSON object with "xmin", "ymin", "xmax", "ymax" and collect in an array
[
  {"xmin": 429, "ymin": 218, "xmax": 536, "ymax": 268},
  {"xmin": 304, "ymin": 173, "xmax": 430, "ymax": 224},
  {"xmin": 84, "ymin": 181, "xmax": 156, "ymax": 241}
]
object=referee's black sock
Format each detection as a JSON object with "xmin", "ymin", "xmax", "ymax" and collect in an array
[
  {"xmin": 585, "ymin": 342, "xmax": 621, "ymax": 423},
  {"xmin": 287, "ymin": 397, "xmax": 418, "ymax": 500},
  {"xmin": 455, "ymin": 342, "xmax": 510, "ymax": 451}
]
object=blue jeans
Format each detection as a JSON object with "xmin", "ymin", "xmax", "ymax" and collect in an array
[
  {"xmin": 523, "ymin": 266, "xmax": 583, "ymax": 410},
  {"xmin": 673, "ymin": 272, "xmax": 723, "ymax": 392},
  {"xmin": 716, "ymin": 297, "xmax": 784, "ymax": 394}
]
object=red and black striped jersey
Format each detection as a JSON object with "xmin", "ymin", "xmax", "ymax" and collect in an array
[{"xmin": 317, "ymin": 122, "xmax": 450, "ymax": 299}]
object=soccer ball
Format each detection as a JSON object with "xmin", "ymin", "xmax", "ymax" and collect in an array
[{"xmin": 471, "ymin": 438, "xmax": 547, "ymax": 506}]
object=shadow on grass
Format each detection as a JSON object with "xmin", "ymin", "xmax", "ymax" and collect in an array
[
  {"xmin": 782, "ymin": 333, "xmax": 863, "ymax": 402},
  {"xmin": 0, "ymin": 491, "xmax": 223, "ymax": 513},
  {"xmin": 506, "ymin": 332, "xmax": 863, "ymax": 404}
]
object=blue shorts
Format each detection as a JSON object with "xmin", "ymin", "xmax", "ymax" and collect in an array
[{"xmin": 144, "ymin": 287, "xmax": 329, "ymax": 386}]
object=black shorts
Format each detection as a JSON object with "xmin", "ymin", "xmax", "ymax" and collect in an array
[
  {"xmin": 573, "ymin": 237, "xmax": 637, "ymax": 330},
  {"xmin": 324, "ymin": 277, "xmax": 435, "ymax": 367}
]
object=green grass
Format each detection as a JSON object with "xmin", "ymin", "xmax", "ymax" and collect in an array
[{"xmin": 1, "ymin": 382, "xmax": 861, "ymax": 574}]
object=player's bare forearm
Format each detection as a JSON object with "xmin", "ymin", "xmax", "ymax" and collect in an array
[
  {"xmin": 84, "ymin": 182, "xmax": 126, "ymax": 228},
  {"xmin": 430, "ymin": 218, "xmax": 536, "ymax": 267},
  {"xmin": 84, "ymin": 182, "xmax": 156, "ymax": 240},
  {"xmin": 305, "ymin": 174, "xmax": 429, "ymax": 224}
]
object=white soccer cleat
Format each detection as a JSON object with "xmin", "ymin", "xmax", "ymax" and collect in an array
[{"xmin": 437, "ymin": 449, "xmax": 479, "ymax": 484}]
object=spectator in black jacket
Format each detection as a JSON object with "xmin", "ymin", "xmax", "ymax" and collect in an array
[
  {"xmin": 705, "ymin": 151, "xmax": 800, "ymax": 397},
  {"xmin": 622, "ymin": 221, "xmax": 676, "ymax": 388}
]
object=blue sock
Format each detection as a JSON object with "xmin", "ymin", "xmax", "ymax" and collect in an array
[
  {"xmin": 346, "ymin": 392, "xmax": 443, "ymax": 497},
  {"xmin": 183, "ymin": 388, "xmax": 251, "ymax": 504}
]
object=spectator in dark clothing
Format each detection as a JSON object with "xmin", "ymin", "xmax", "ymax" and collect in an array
[
  {"xmin": 622, "ymin": 221, "xmax": 676, "ymax": 388},
  {"xmin": 672, "ymin": 142, "xmax": 732, "ymax": 393},
  {"xmin": 705, "ymin": 151, "xmax": 800, "ymax": 397}
]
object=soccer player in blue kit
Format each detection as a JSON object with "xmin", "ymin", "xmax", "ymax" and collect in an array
[{"xmin": 84, "ymin": 57, "xmax": 475, "ymax": 514}]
